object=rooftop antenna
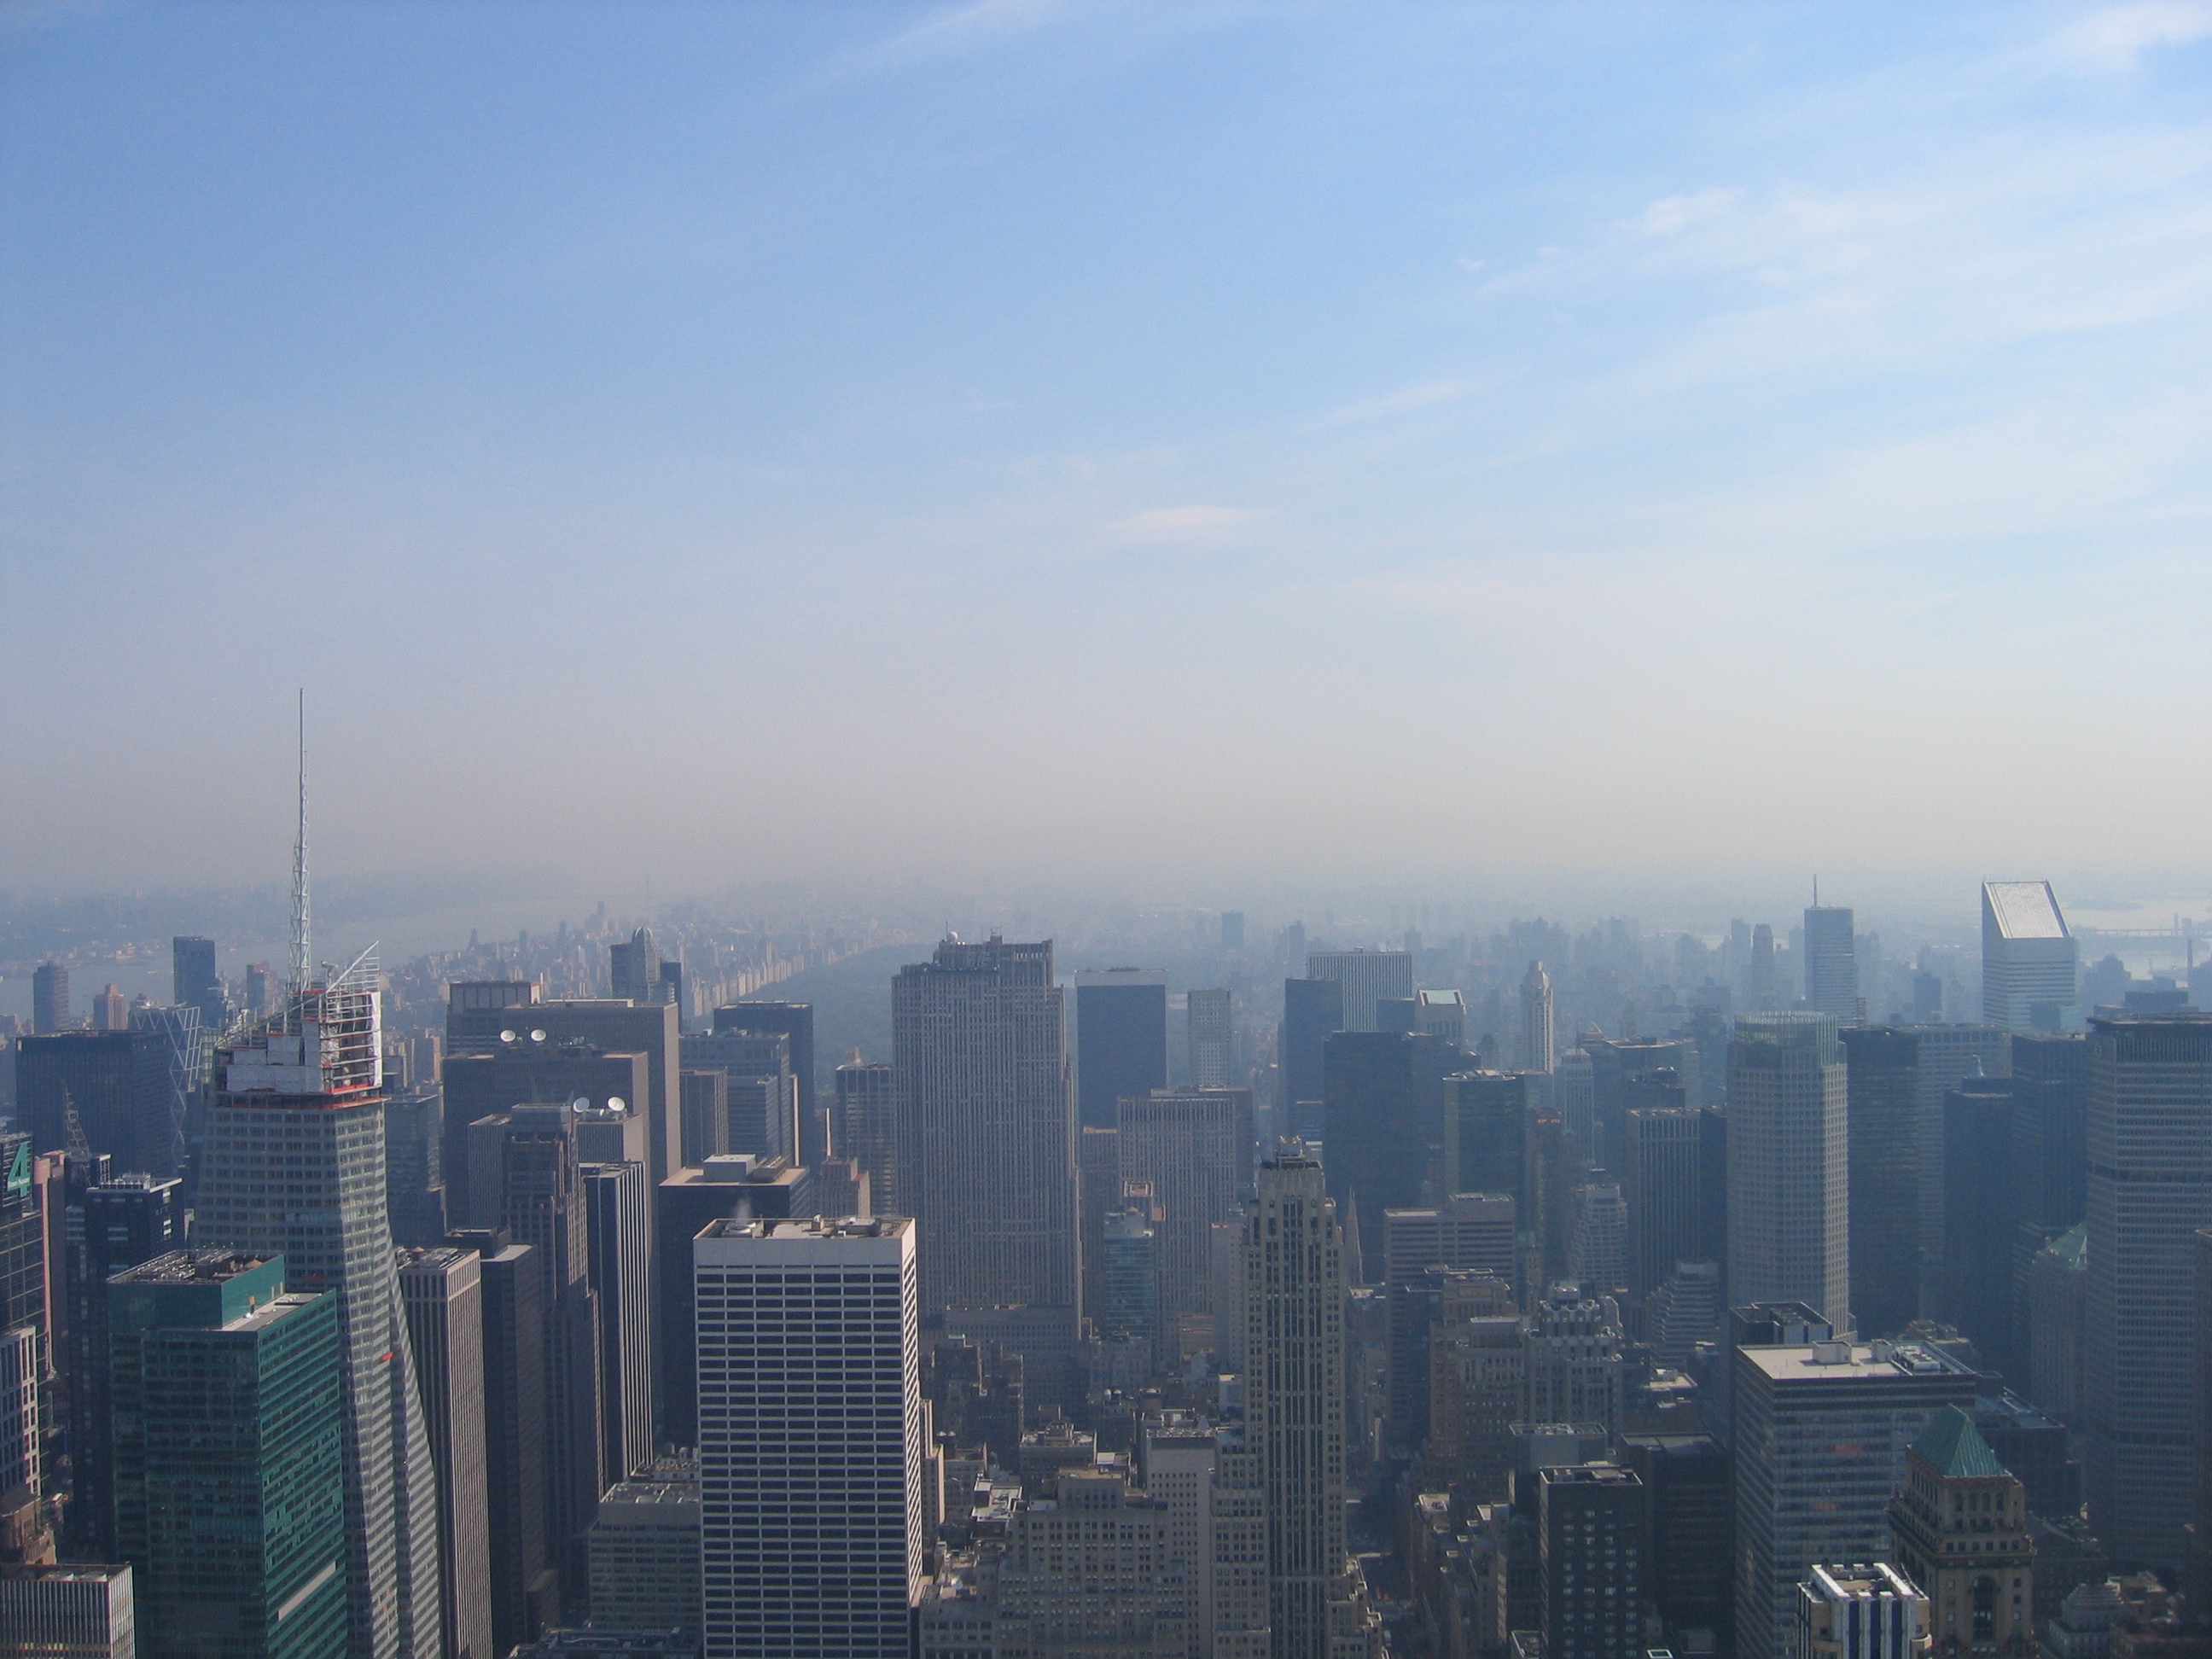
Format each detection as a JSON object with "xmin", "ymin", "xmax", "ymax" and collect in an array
[
  {"xmin": 288, "ymin": 689, "xmax": 311, "ymax": 1031},
  {"xmin": 1813, "ymin": 875, "xmax": 1819, "ymax": 908}
]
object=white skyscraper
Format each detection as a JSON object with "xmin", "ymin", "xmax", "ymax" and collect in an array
[
  {"xmin": 695, "ymin": 1215, "xmax": 923, "ymax": 1659},
  {"xmin": 1726, "ymin": 1011, "xmax": 1850, "ymax": 1330},
  {"xmin": 1982, "ymin": 881, "xmax": 2078, "ymax": 1029},
  {"xmin": 1519, "ymin": 962, "xmax": 1555, "ymax": 1075},
  {"xmin": 1305, "ymin": 949, "xmax": 1414, "ymax": 1034}
]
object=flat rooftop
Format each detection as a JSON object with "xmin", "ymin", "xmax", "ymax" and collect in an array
[{"xmin": 1739, "ymin": 1342, "xmax": 1975, "ymax": 1385}]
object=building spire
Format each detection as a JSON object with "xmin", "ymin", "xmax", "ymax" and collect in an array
[{"xmin": 288, "ymin": 689, "xmax": 311, "ymax": 1022}]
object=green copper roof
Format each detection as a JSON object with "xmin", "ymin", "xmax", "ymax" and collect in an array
[
  {"xmin": 1912, "ymin": 1406, "xmax": 2011, "ymax": 1480},
  {"xmin": 2043, "ymin": 1222, "xmax": 2087, "ymax": 1270}
]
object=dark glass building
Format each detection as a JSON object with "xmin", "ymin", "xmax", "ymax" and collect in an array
[
  {"xmin": 1842, "ymin": 1026, "xmax": 1925, "ymax": 1340},
  {"xmin": 710, "ymin": 1001, "xmax": 816, "ymax": 1129},
  {"xmin": 13, "ymin": 1030, "xmax": 176, "ymax": 1178},
  {"xmin": 1281, "ymin": 976, "xmax": 1346, "ymax": 1143},
  {"xmin": 1074, "ymin": 969, "xmax": 1167, "ymax": 1132}
]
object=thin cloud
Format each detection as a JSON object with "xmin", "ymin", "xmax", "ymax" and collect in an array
[
  {"xmin": 2048, "ymin": 2, "xmax": 2212, "ymax": 69},
  {"xmin": 1328, "ymin": 381, "xmax": 1468, "ymax": 424},
  {"xmin": 1104, "ymin": 504, "xmax": 1260, "ymax": 545}
]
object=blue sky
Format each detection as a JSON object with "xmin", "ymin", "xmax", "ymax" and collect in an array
[{"xmin": 3, "ymin": 1, "xmax": 2209, "ymax": 899}]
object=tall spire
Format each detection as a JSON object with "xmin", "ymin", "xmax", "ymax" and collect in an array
[{"xmin": 288, "ymin": 689, "xmax": 311, "ymax": 1019}]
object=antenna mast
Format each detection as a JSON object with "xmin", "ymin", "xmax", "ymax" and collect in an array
[{"xmin": 288, "ymin": 690, "xmax": 311, "ymax": 1029}]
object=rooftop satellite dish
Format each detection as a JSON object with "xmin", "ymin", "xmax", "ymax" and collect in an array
[
  {"xmin": 571, "ymin": 1097, "xmax": 591, "ymax": 1113},
  {"xmin": 530, "ymin": 1028, "xmax": 547, "ymax": 1043},
  {"xmin": 606, "ymin": 1097, "xmax": 626, "ymax": 1115},
  {"xmin": 499, "ymin": 1029, "xmax": 517, "ymax": 1044}
]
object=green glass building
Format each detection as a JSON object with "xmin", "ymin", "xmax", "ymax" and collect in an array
[{"xmin": 108, "ymin": 1250, "xmax": 346, "ymax": 1659}]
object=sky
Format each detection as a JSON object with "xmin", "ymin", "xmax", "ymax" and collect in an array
[{"xmin": 3, "ymin": 0, "xmax": 2210, "ymax": 905}]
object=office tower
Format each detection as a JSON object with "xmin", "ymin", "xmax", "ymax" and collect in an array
[
  {"xmin": 1324, "ymin": 1030, "xmax": 1459, "ymax": 1257},
  {"xmin": 657, "ymin": 958, "xmax": 684, "ymax": 1019},
  {"xmin": 1098, "ymin": 1208, "xmax": 1161, "ymax": 1356},
  {"xmin": 445, "ymin": 980, "xmax": 544, "ymax": 1056},
  {"xmin": 2006, "ymin": 1034, "xmax": 2088, "ymax": 1368},
  {"xmin": 13, "ymin": 1031, "xmax": 176, "ymax": 1179},
  {"xmin": 2081, "ymin": 1011, "xmax": 2212, "ymax": 1573},
  {"xmin": 1748, "ymin": 923, "xmax": 1779, "ymax": 1010},
  {"xmin": 1074, "ymin": 968, "xmax": 1168, "ymax": 1131},
  {"xmin": 892, "ymin": 936, "xmax": 1077, "ymax": 1384},
  {"xmin": 1308, "ymin": 949, "xmax": 1415, "ymax": 1035},
  {"xmin": 1804, "ymin": 905, "xmax": 1860, "ymax": 1021},
  {"xmin": 1538, "ymin": 1464, "xmax": 1646, "ymax": 1659},
  {"xmin": 0, "ymin": 1564, "xmax": 136, "ymax": 1659},
  {"xmin": 1796, "ymin": 1564, "xmax": 1930, "ymax": 1659},
  {"xmin": 0, "ymin": 1320, "xmax": 43, "ymax": 1567},
  {"xmin": 1586, "ymin": 1035, "xmax": 1700, "ymax": 1163},
  {"xmin": 107, "ymin": 1251, "xmax": 347, "ymax": 1659},
  {"xmin": 1139, "ymin": 1420, "xmax": 1222, "ymax": 1654},
  {"xmin": 1525, "ymin": 1297, "xmax": 1627, "ymax": 1441},
  {"xmin": 1189, "ymin": 987, "xmax": 1234, "ymax": 1089},
  {"xmin": 678, "ymin": 1030, "xmax": 798, "ymax": 1165},
  {"xmin": 447, "ymin": 1231, "xmax": 556, "ymax": 1655},
  {"xmin": 172, "ymin": 935, "xmax": 224, "ymax": 1029},
  {"xmin": 1078, "ymin": 1124, "xmax": 1119, "ymax": 1332},
  {"xmin": 243, "ymin": 963, "xmax": 271, "ymax": 1018},
  {"xmin": 608, "ymin": 928, "xmax": 662, "ymax": 1005},
  {"xmin": 1842, "ymin": 1027, "xmax": 1924, "ymax": 1339},
  {"xmin": 1428, "ymin": 1276, "xmax": 1526, "ymax": 1501},
  {"xmin": 63, "ymin": 1173, "xmax": 183, "ymax": 1561},
  {"xmin": 588, "ymin": 1460, "xmax": 701, "ymax": 1648},
  {"xmin": 1557, "ymin": 1047, "xmax": 1596, "ymax": 1168},
  {"xmin": 2194, "ymin": 1228, "xmax": 2212, "ymax": 1623},
  {"xmin": 1620, "ymin": 1435, "xmax": 1731, "ymax": 1650},
  {"xmin": 467, "ymin": 1110, "xmax": 606, "ymax": 1603},
  {"xmin": 2027, "ymin": 1224, "xmax": 2087, "ymax": 1422},
  {"xmin": 1901, "ymin": 1025, "xmax": 2011, "ymax": 1312},
  {"xmin": 1942, "ymin": 1074, "xmax": 2019, "ymax": 1357},
  {"xmin": 1886, "ymin": 1406, "xmax": 2034, "ymax": 1659},
  {"xmin": 1727, "ymin": 1012, "xmax": 1850, "ymax": 1329},
  {"xmin": 86, "ymin": 987, "xmax": 125, "ymax": 1033},
  {"xmin": 583, "ymin": 1161, "xmax": 655, "ymax": 1480},
  {"xmin": 654, "ymin": 1158, "xmax": 813, "ymax": 1447},
  {"xmin": 1242, "ymin": 1146, "xmax": 1381, "ymax": 1657},
  {"xmin": 1416, "ymin": 988, "xmax": 1468, "ymax": 1049},
  {"xmin": 1115, "ymin": 1086, "xmax": 1254, "ymax": 1359},
  {"xmin": 1563, "ymin": 1185, "xmax": 1628, "ymax": 1294},
  {"xmin": 694, "ymin": 1216, "xmax": 922, "ymax": 1659},
  {"xmin": 1281, "ymin": 976, "xmax": 1345, "ymax": 1143},
  {"xmin": 195, "ymin": 957, "xmax": 443, "ymax": 1659},
  {"xmin": 712, "ymin": 1002, "xmax": 817, "ymax": 1124},
  {"xmin": 441, "ymin": 1037, "xmax": 650, "ymax": 1228},
  {"xmin": 32, "ymin": 965, "xmax": 69, "ymax": 1034},
  {"xmin": 1519, "ymin": 962, "xmax": 1555, "ymax": 1074},
  {"xmin": 1443, "ymin": 1070, "xmax": 1534, "ymax": 1204},
  {"xmin": 833, "ymin": 1061, "xmax": 897, "ymax": 1215},
  {"xmin": 383, "ymin": 1072, "xmax": 445, "ymax": 1249},
  {"xmin": 399, "ymin": 1249, "xmax": 495, "ymax": 1659},
  {"xmin": 1982, "ymin": 883, "xmax": 2078, "ymax": 1031},
  {"xmin": 678, "ymin": 1069, "xmax": 728, "ymax": 1167},
  {"xmin": 1622, "ymin": 1107, "xmax": 1713, "ymax": 1303},
  {"xmin": 1733, "ymin": 1339, "xmax": 1978, "ymax": 1659}
]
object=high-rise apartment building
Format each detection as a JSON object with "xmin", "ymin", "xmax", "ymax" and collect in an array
[
  {"xmin": 107, "ymin": 1251, "xmax": 347, "ymax": 1659},
  {"xmin": 32, "ymin": 964, "xmax": 70, "ymax": 1035},
  {"xmin": 195, "ymin": 959, "xmax": 444, "ymax": 1659},
  {"xmin": 1727, "ymin": 1012, "xmax": 1850, "ymax": 1329},
  {"xmin": 2081, "ymin": 1011, "xmax": 2212, "ymax": 1573},
  {"xmin": 892, "ymin": 936, "xmax": 1076, "ymax": 1387},
  {"xmin": 1189, "ymin": 987, "xmax": 1234, "ymax": 1089},
  {"xmin": 1733, "ymin": 1340, "xmax": 1977, "ymax": 1659},
  {"xmin": 1539, "ymin": 1464, "xmax": 1647, "ymax": 1659},
  {"xmin": 1074, "ymin": 968, "xmax": 1168, "ymax": 1131},
  {"xmin": 1842, "ymin": 1027, "xmax": 1924, "ymax": 1340},
  {"xmin": 1241, "ymin": 1146, "xmax": 1382, "ymax": 1658},
  {"xmin": 1886, "ymin": 1406, "xmax": 2034, "ymax": 1659},
  {"xmin": 1519, "ymin": 963, "xmax": 1555, "ymax": 1074},
  {"xmin": 1281, "ymin": 976, "xmax": 1346, "ymax": 1143},
  {"xmin": 694, "ymin": 1216, "xmax": 922, "ymax": 1659},
  {"xmin": 1307, "ymin": 949, "xmax": 1415, "ymax": 1036},
  {"xmin": 833, "ymin": 1060, "xmax": 897, "ymax": 1215},
  {"xmin": 1115, "ymin": 1086, "xmax": 1254, "ymax": 1359},
  {"xmin": 399, "ymin": 1248, "xmax": 494, "ymax": 1659},
  {"xmin": 1982, "ymin": 883, "xmax": 2078, "ymax": 1031},
  {"xmin": 1803, "ymin": 905, "xmax": 1860, "ymax": 1021}
]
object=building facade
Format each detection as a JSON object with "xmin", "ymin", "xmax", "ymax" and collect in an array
[{"xmin": 1727, "ymin": 1013, "xmax": 1850, "ymax": 1330}]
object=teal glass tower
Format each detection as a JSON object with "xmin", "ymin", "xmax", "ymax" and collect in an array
[{"xmin": 108, "ymin": 1250, "xmax": 346, "ymax": 1659}]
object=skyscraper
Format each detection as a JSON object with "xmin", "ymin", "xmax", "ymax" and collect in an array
[
  {"xmin": 1520, "ymin": 962, "xmax": 1555, "ymax": 1074},
  {"xmin": 1727, "ymin": 1012, "xmax": 1849, "ymax": 1330},
  {"xmin": 1074, "ymin": 968, "xmax": 1168, "ymax": 1131},
  {"xmin": 13, "ymin": 1031, "xmax": 177, "ymax": 1179},
  {"xmin": 107, "ymin": 1251, "xmax": 347, "ymax": 1659},
  {"xmin": 1622, "ymin": 1106, "xmax": 1718, "ymax": 1305},
  {"xmin": 196, "ymin": 978, "xmax": 444, "ymax": 1659},
  {"xmin": 711, "ymin": 1003, "xmax": 818, "ymax": 1132},
  {"xmin": 892, "ymin": 936, "xmax": 1076, "ymax": 1389},
  {"xmin": 1982, "ymin": 883, "xmax": 2078, "ymax": 1031},
  {"xmin": 2081, "ymin": 1011, "xmax": 2212, "ymax": 1572},
  {"xmin": 1241, "ymin": 1145, "xmax": 1382, "ymax": 1658},
  {"xmin": 1803, "ymin": 905, "xmax": 1860, "ymax": 1021},
  {"xmin": 1323, "ymin": 1030, "xmax": 1462, "ymax": 1257},
  {"xmin": 1280, "ymin": 976, "xmax": 1346, "ymax": 1143},
  {"xmin": 1114, "ymin": 1086, "xmax": 1254, "ymax": 1360},
  {"xmin": 1842, "ymin": 1027, "xmax": 1924, "ymax": 1340},
  {"xmin": 608, "ymin": 928, "xmax": 662, "ymax": 1005},
  {"xmin": 1307, "ymin": 949, "xmax": 1414, "ymax": 1035},
  {"xmin": 440, "ymin": 1039, "xmax": 649, "ymax": 1228},
  {"xmin": 694, "ymin": 1216, "xmax": 922, "ymax": 1659},
  {"xmin": 582, "ymin": 1161, "xmax": 655, "ymax": 1482},
  {"xmin": 679, "ymin": 1029, "xmax": 799, "ymax": 1165},
  {"xmin": 1539, "ymin": 1464, "xmax": 1647, "ymax": 1659},
  {"xmin": 1886, "ymin": 1406, "xmax": 2034, "ymax": 1659},
  {"xmin": 32, "ymin": 964, "xmax": 69, "ymax": 1035},
  {"xmin": 399, "ymin": 1248, "xmax": 495, "ymax": 1659},
  {"xmin": 1188, "ymin": 987, "xmax": 1234, "ymax": 1089},
  {"xmin": 172, "ymin": 935, "xmax": 224, "ymax": 1029},
  {"xmin": 832, "ymin": 1060, "xmax": 897, "ymax": 1215}
]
